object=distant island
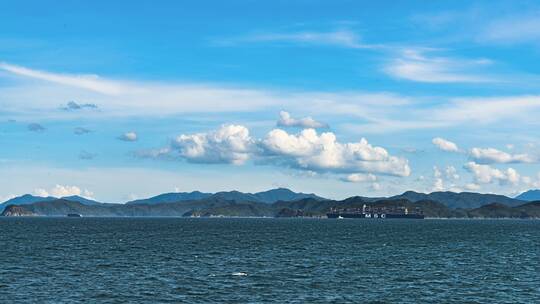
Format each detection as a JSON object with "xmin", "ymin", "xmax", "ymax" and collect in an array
[{"xmin": 1, "ymin": 188, "xmax": 540, "ymax": 219}]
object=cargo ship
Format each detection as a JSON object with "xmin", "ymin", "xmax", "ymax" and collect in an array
[{"xmin": 327, "ymin": 204, "xmax": 424, "ymax": 219}]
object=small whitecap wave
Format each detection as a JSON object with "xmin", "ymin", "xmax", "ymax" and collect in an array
[{"xmin": 231, "ymin": 272, "xmax": 248, "ymax": 276}]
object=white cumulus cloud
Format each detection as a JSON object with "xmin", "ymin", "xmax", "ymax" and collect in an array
[
  {"xmin": 143, "ymin": 125, "xmax": 411, "ymax": 180},
  {"xmin": 118, "ymin": 132, "xmax": 138, "ymax": 142},
  {"xmin": 260, "ymin": 128, "xmax": 411, "ymax": 176},
  {"xmin": 470, "ymin": 147, "xmax": 534, "ymax": 164},
  {"xmin": 33, "ymin": 184, "xmax": 94, "ymax": 198},
  {"xmin": 371, "ymin": 182, "xmax": 382, "ymax": 191},
  {"xmin": 277, "ymin": 111, "xmax": 328, "ymax": 129},
  {"xmin": 341, "ymin": 173, "xmax": 377, "ymax": 183},
  {"xmin": 464, "ymin": 183, "xmax": 481, "ymax": 191},
  {"xmin": 432, "ymin": 166, "xmax": 445, "ymax": 191},
  {"xmin": 463, "ymin": 162, "xmax": 520, "ymax": 185},
  {"xmin": 445, "ymin": 166, "xmax": 460, "ymax": 180},
  {"xmin": 171, "ymin": 124, "xmax": 253, "ymax": 165},
  {"xmin": 432, "ymin": 137, "xmax": 460, "ymax": 152},
  {"xmin": 431, "ymin": 165, "xmax": 460, "ymax": 192},
  {"xmin": 521, "ymin": 173, "xmax": 540, "ymax": 189}
]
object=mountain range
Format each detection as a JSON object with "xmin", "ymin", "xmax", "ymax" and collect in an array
[
  {"xmin": 125, "ymin": 188, "xmax": 323, "ymax": 205},
  {"xmin": 3, "ymin": 195, "xmax": 539, "ymax": 219},
  {"xmin": 2, "ymin": 188, "xmax": 539, "ymax": 218},
  {"xmin": 515, "ymin": 189, "xmax": 540, "ymax": 201},
  {"xmin": 0, "ymin": 194, "xmax": 101, "ymax": 212},
  {"xmin": 388, "ymin": 191, "xmax": 523, "ymax": 209},
  {"xmin": 125, "ymin": 191, "xmax": 212, "ymax": 205}
]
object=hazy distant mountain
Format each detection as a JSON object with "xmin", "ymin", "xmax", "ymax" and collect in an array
[
  {"xmin": 515, "ymin": 190, "xmax": 540, "ymax": 201},
  {"xmin": 390, "ymin": 191, "xmax": 524, "ymax": 209},
  {"xmin": 0, "ymin": 194, "xmax": 56, "ymax": 212},
  {"xmin": 514, "ymin": 201, "xmax": 540, "ymax": 218},
  {"xmin": 467, "ymin": 202, "xmax": 540, "ymax": 218},
  {"xmin": 2, "ymin": 197, "xmax": 247, "ymax": 217},
  {"xmin": 253, "ymin": 188, "xmax": 324, "ymax": 203},
  {"xmin": 209, "ymin": 191, "xmax": 261, "ymax": 202},
  {"xmin": 208, "ymin": 188, "xmax": 324, "ymax": 204},
  {"xmin": 126, "ymin": 191, "xmax": 212, "ymax": 205},
  {"xmin": 189, "ymin": 196, "xmax": 540, "ymax": 219},
  {"xmin": 61, "ymin": 195, "xmax": 102, "ymax": 205},
  {"xmin": 0, "ymin": 194, "xmax": 101, "ymax": 212},
  {"xmin": 127, "ymin": 188, "xmax": 325, "ymax": 205}
]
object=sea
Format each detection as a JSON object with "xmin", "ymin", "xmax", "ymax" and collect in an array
[{"xmin": 0, "ymin": 218, "xmax": 538, "ymax": 303}]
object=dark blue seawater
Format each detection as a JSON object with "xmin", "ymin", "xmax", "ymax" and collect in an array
[{"xmin": 0, "ymin": 218, "xmax": 539, "ymax": 303}]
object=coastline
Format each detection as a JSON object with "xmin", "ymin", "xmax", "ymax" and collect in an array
[{"xmin": 1, "ymin": 215, "xmax": 539, "ymax": 220}]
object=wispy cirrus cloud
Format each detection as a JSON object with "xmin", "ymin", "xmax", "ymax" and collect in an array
[
  {"xmin": 0, "ymin": 62, "xmax": 413, "ymax": 127},
  {"xmin": 430, "ymin": 95, "xmax": 540, "ymax": 125},
  {"xmin": 342, "ymin": 94, "xmax": 540, "ymax": 134},
  {"xmin": 480, "ymin": 15, "xmax": 540, "ymax": 44},
  {"xmin": 377, "ymin": 95, "xmax": 540, "ymax": 131},
  {"xmin": 383, "ymin": 49, "xmax": 495, "ymax": 83},
  {"xmin": 218, "ymin": 29, "xmax": 380, "ymax": 49},
  {"xmin": 413, "ymin": 8, "xmax": 540, "ymax": 46},
  {"xmin": 0, "ymin": 62, "xmax": 125, "ymax": 95},
  {"xmin": 0, "ymin": 62, "xmax": 277, "ymax": 117},
  {"xmin": 3, "ymin": 62, "xmax": 540, "ymax": 136}
]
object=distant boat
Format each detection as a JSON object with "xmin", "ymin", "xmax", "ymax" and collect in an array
[{"xmin": 67, "ymin": 213, "xmax": 82, "ymax": 217}]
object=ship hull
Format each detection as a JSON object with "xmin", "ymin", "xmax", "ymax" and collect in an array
[
  {"xmin": 384, "ymin": 214, "xmax": 424, "ymax": 219},
  {"xmin": 327, "ymin": 213, "xmax": 424, "ymax": 219},
  {"xmin": 327, "ymin": 213, "xmax": 367, "ymax": 219}
]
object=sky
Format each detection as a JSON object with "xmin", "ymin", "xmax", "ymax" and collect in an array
[{"xmin": 2, "ymin": 0, "xmax": 540, "ymax": 202}]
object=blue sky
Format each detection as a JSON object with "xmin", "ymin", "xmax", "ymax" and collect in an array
[{"xmin": 2, "ymin": 0, "xmax": 540, "ymax": 202}]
